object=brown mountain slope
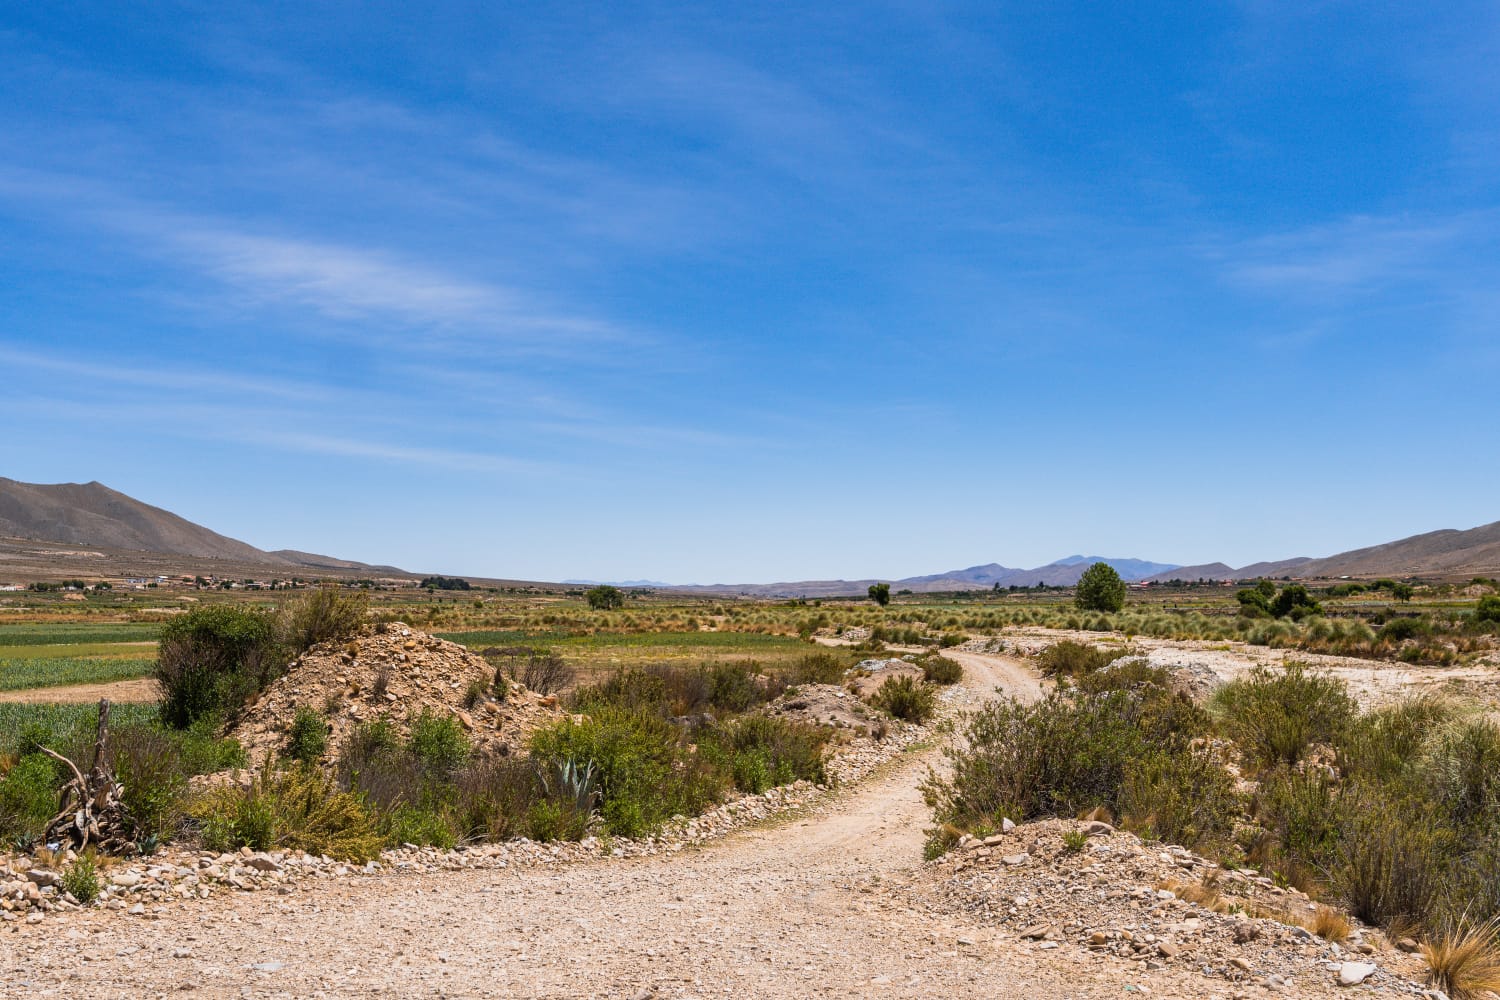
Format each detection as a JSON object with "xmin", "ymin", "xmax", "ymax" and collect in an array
[
  {"xmin": 0, "ymin": 478, "xmax": 285, "ymax": 563},
  {"xmin": 1297, "ymin": 521, "xmax": 1500, "ymax": 577}
]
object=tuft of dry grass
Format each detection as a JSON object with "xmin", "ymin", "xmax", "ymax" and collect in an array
[
  {"xmin": 1310, "ymin": 905, "xmax": 1352, "ymax": 943},
  {"xmin": 1157, "ymin": 875, "xmax": 1233, "ymax": 914},
  {"xmin": 1422, "ymin": 918, "xmax": 1500, "ymax": 1000}
]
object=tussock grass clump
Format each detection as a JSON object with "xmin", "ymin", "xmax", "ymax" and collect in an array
[
  {"xmin": 1423, "ymin": 918, "xmax": 1500, "ymax": 1000},
  {"xmin": 1310, "ymin": 905, "xmax": 1352, "ymax": 943}
]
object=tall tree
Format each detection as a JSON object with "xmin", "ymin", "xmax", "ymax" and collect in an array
[{"xmin": 1074, "ymin": 562, "xmax": 1126, "ymax": 612}]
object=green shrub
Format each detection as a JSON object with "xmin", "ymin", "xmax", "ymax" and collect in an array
[
  {"xmin": 1475, "ymin": 595, "xmax": 1500, "ymax": 627},
  {"xmin": 0, "ymin": 754, "xmax": 60, "ymax": 843},
  {"xmin": 705, "ymin": 663, "xmax": 765, "ymax": 714},
  {"xmin": 1255, "ymin": 767, "xmax": 1343, "ymax": 881},
  {"xmin": 700, "ymin": 716, "xmax": 829, "ymax": 793},
  {"xmin": 921, "ymin": 655, "xmax": 963, "ymax": 685},
  {"xmin": 284, "ymin": 585, "xmax": 368, "ymax": 653},
  {"xmin": 1423, "ymin": 718, "xmax": 1500, "ymax": 826},
  {"xmin": 407, "ymin": 710, "xmax": 470, "ymax": 772},
  {"xmin": 783, "ymin": 650, "xmax": 847, "ymax": 685},
  {"xmin": 1036, "ymin": 640, "xmax": 1128, "ymax": 678},
  {"xmin": 382, "ymin": 804, "xmax": 457, "ymax": 849},
  {"xmin": 173, "ymin": 719, "xmax": 247, "ymax": 773},
  {"xmin": 155, "ymin": 604, "xmax": 287, "ymax": 729},
  {"xmin": 530, "ymin": 707, "xmax": 723, "ymax": 837},
  {"xmin": 286, "ymin": 707, "xmax": 329, "ymax": 765},
  {"xmin": 1340, "ymin": 694, "xmax": 1454, "ymax": 782},
  {"xmin": 1119, "ymin": 747, "xmax": 1240, "ymax": 850},
  {"xmin": 110, "ymin": 726, "xmax": 188, "ymax": 839},
  {"xmin": 195, "ymin": 766, "xmax": 381, "ymax": 861},
  {"xmin": 1212, "ymin": 663, "xmax": 1355, "ymax": 770},
  {"xmin": 1378, "ymin": 617, "xmax": 1430, "ymax": 643},
  {"xmin": 870, "ymin": 675, "xmax": 937, "ymax": 724},
  {"xmin": 1334, "ymin": 783, "xmax": 1451, "ymax": 929},
  {"xmin": 926, "ymin": 677, "xmax": 1217, "ymax": 839},
  {"xmin": 571, "ymin": 667, "xmax": 670, "ymax": 715},
  {"xmin": 1062, "ymin": 829, "xmax": 1089, "ymax": 853},
  {"xmin": 62, "ymin": 853, "xmax": 99, "ymax": 904}
]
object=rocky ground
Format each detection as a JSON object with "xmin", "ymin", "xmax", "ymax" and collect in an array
[
  {"xmin": 0, "ymin": 641, "xmax": 1460, "ymax": 998},
  {"xmin": 961, "ymin": 630, "xmax": 1500, "ymax": 710},
  {"xmin": 231, "ymin": 623, "xmax": 566, "ymax": 766}
]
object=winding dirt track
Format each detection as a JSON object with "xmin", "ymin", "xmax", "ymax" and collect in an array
[{"xmin": 0, "ymin": 652, "xmax": 1295, "ymax": 999}]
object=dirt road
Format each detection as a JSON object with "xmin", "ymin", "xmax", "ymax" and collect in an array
[
  {"xmin": 1, "ymin": 650, "xmax": 1364, "ymax": 999},
  {"xmin": 0, "ymin": 678, "xmax": 158, "ymax": 704}
]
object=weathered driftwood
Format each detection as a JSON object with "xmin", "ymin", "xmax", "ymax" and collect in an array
[{"xmin": 40, "ymin": 699, "xmax": 134, "ymax": 854}]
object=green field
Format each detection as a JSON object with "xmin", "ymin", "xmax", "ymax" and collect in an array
[
  {"xmin": 0, "ymin": 657, "xmax": 155, "ymax": 692},
  {"xmin": 0, "ymin": 701, "xmax": 161, "ymax": 755},
  {"xmin": 436, "ymin": 628, "xmax": 811, "ymax": 674},
  {"xmin": 0, "ymin": 642, "xmax": 156, "ymax": 660},
  {"xmin": 0, "ymin": 623, "xmax": 161, "ymax": 646}
]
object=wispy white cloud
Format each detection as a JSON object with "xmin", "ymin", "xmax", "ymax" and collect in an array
[
  {"xmin": 227, "ymin": 429, "xmax": 554, "ymax": 477},
  {"xmin": 1214, "ymin": 210, "xmax": 1495, "ymax": 294},
  {"xmin": 0, "ymin": 344, "xmax": 328, "ymax": 401}
]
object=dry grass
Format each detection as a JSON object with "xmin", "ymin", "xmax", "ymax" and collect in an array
[
  {"xmin": 1157, "ymin": 875, "xmax": 1233, "ymax": 915},
  {"xmin": 1310, "ymin": 905, "xmax": 1352, "ymax": 943},
  {"xmin": 1422, "ymin": 918, "xmax": 1500, "ymax": 1000}
]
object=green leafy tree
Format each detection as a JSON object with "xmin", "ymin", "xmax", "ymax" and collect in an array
[
  {"xmin": 1476, "ymin": 595, "xmax": 1500, "ymax": 625},
  {"xmin": 586, "ymin": 585, "xmax": 625, "ymax": 611},
  {"xmin": 1391, "ymin": 583, "xmax": 1415, "ymax": 604},
  {"xmin": 1074, "ymin": 562, "xmax": 1126, "ymax": 613},
  {"xmin": 868, "ymin": 582, "xmax": 891, "ymax": 607},
  {"xmin": 1270, "ymin": 583, "xmax": 1321, "ymax": 621}
]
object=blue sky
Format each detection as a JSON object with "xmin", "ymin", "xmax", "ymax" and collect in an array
[{"xmin": 3, "ymin": 3, "xmax": 1498, "ymax": 583}]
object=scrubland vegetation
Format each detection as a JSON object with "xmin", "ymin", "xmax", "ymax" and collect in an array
[
  {"xmin": 927, "ymin": 653, "xmax": 1500, "ymax": 948},
  {"xmin": 2, "ymin": 571, "xmax": 1498, "ymax": 952}
]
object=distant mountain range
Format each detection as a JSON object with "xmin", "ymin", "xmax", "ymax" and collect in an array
[
  {"xmin": 4, "ymin": 477, "xmax": 1499, "ymax": 593},
  {"xmin": 1145, "ymin": 520, "xmax": 1500, "ymax": 582},
  {"xmin": 0, "ymin": 478, "xmax": 405, "ymax": 575}
]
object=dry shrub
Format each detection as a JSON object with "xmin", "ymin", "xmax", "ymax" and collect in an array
[
  {"xmin": 285, "ymin": 585, "xmax": 369, "ymax": 654},
  {"xmin": 1423, "ymin": 918, "xmax": 1500, "ymax": 1000}
]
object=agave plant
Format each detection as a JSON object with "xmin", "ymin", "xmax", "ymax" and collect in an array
[{"xmin": 539, "ymin": 757, "xmax": 600, "ymax": 817}]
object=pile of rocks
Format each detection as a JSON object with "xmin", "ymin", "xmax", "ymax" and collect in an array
[
  {"xmin": 918, "ymin": 818, "xmax": 1440, "ymax": 997},
  {"xmin": 231, "ymin": 624, "xmax": 566, "ymax": 765},
  {"xmin": 763, "ymin": 683, "xmax": 885, "ymax": 735}
]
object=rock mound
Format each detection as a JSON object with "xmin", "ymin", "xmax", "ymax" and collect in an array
[
  {"xmin": 765, "ymin": 683, "xmax": 883, "ymax": 736},
  {"xmin": 231, "ymin": 623, "xmax": 565, "ymax": 766}
]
